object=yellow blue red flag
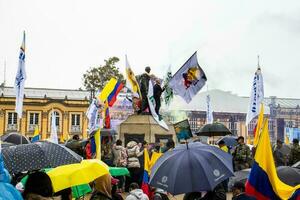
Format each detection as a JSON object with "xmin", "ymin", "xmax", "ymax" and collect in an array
[
  {"xmin": 246, "ymin": 119, "xmax": 300, "ymax": 199},
  {"xmin": 31, "ymin": 125, "xmax": 40, "ymax": 142}
]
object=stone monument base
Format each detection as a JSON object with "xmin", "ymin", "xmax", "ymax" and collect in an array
[{"xmin": 118, "ymin": 114, "xmax": 175, "ymax": 145}]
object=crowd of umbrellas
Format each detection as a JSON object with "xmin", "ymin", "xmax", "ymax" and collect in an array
[{"xmin": 0, "ymin": 126, "xmax": 299, "ymax": 199}]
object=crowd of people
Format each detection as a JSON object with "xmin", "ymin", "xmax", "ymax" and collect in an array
[{"xmin": 11, "ymin": 133, "xmax": 299, "ymax": 200}]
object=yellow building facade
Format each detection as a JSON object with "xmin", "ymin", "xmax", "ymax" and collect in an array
[{"xmin": 0, "ymin": 86, "xmax": 90, "ymax": 140}]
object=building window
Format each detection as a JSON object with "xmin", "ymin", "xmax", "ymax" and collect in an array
[
  {"xmin": 7, "ymin": 112, "xmax": 18, "ymax": 131},
  {"xmin": 29, "ymin": 113, "xmax": 39, "ymax": 131},
  {"xmin": 229, "ymin": 122, "xmax": 237, "ymax": 135},
  {"xmin": 71, "ymin": 114, "xmax": 81, "ymax": 132},
  {"xmin": 248, "ymin": 120, "xmax": 257, "ymax": 134}
]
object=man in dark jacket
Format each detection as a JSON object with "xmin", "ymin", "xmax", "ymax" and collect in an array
[{"xmin": 153, "ymin": 79, "xmax": 165, "ymax": 116}]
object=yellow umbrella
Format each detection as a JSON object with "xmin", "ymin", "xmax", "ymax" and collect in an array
[{"xmin": 47, "ymin": 159, "xmax": 109, "ymax": 192}]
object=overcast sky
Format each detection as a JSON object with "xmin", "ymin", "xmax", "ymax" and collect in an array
[{"xmin": 1, "ymin": 0, "xmax": 300, "ymax": 98}]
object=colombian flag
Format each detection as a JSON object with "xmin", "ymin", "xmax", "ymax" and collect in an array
[
  {"xmin": 98, "ymin": 78, "xmax": 123, "ymax": 106},
  {"xmin": 103, "ymin": 101, "xmax": 111, "ymax": 129},
  {"xmin": 253, "ymin": 103, "xmax": 264, "ymax": 147},
  {"xmin": 31, "ymin": 126, "xmax": 40, "ymax": 142},
  {"xmin": 246, "ymin": 119, "xmax": 300, "ymax": 200},
  {"xmin": 107, "ymin": 81, "xmax": 123, "ymax": 107},
  {"xmin": 91, "ymin": 128, "xmax": 101, "ymax": 159},
  {"xmin": 141, "ymin": 149, "xmax": 151, "ymax": 197}
]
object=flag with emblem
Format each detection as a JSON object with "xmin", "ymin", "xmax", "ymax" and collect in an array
[
  {"xmin": 168, "ymin": 52, "xmax": 207, "ymax": 103},
  {"xmin": 15, "ymin": 31, "xmax": 26, "ymax": 119}
]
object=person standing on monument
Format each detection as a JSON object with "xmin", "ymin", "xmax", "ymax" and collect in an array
[
  {"xmin": 139, "ymin": 66, "xmax": 151, "ymax": 113},
  {"xmin": 153, "ymin": 79, "xmax": 165, "ymax": 117}
]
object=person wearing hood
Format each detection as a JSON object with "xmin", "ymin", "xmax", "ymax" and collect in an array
[
  {"xmin": 125, "ymin": 140, "xmax": 143, "ymax": 192},
  {"xmin": 112, "ymin": 140, "xmax": 127, "ymax": 167},
  {"xmin": 125, "ymin": 183, "xmax": 148, "ymax": 200},
  {"xmin": 91, "ymin": 174, "xmax": 112, "ymax": 200},
  {"xmin": 153, "ymin": 188, "xmax": 169, "ymax": 200},
  {"xmin": 0, "ymin": 166, "xmax": 23, "ymax": 200}
]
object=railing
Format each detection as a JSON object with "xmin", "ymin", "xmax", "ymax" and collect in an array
[
  {"xmin": 7, "ymin": 124, "xmax": 17, "ymax": 131},
  {"xmin": 29, "ymin": 124, "xmax": 37, "ymax": 131},
  {"xmin": 71, "ymin": 125, "xmax": 81, "ymax": 133}
]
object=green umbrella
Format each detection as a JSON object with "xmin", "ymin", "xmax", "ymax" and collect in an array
[
  {"xmin": 20, "ymin": 168, "xmax": 91, "ymax": 199},
  {"xmin": 109, "ymin": 167, "xmax": 130, "ymax": 177}
]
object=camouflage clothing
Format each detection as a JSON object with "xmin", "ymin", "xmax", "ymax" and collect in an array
[
  {"xmin": 233, "ymin": 143, "xmax": 252, "ymax": 171},
  {"xmin": 289, "ymin": 144, "xmax": 300, "ymax": 165}
]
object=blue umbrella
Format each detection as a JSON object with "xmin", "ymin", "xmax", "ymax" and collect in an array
[
  {"xmin": 149, "ymin": 142, "xmax": 234, "ymax": 195},
  {"xmin": 216, "ymin": 135, "xmax": 238, "ymax": 147}
]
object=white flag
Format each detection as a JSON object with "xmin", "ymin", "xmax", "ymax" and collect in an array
[
  {"xmin": 206, "ymin": 95, "xmax": 213, "ymax": 124},
  {"xmin": 15, "ymin": 31, "xmax": 26, "ymax": 119},
  {"xmin": 147, "ymin": 80, "xmax": 169, "ymax": 130},
  {"xmin": 246, "ymin": 68, "xmax": 264, "ymax": 125},
  {"xmin": 50, "ymin": 110, "xmax": 58, "ymax": 144},
  {"xmin": 86, "ymin": 99, "xmax": 100, "ymax": 134}
]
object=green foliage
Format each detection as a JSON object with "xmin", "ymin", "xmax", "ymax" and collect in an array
[{"xmin": 82, "ymin": 57, "xmax": 125, "ymax": 91}]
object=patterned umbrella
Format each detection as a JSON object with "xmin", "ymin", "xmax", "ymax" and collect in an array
[
  {"xmin": 1, "ymin": 132, "xmax": 30, "ymax": 145},
  {"xmin": 2, "ymin": 141, "xmax": 82, "ymax": 174}
]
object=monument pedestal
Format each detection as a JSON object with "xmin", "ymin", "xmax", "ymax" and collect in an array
[{"xmin": 118, "ymin": 114, "xmax": 175, "ymax": 145}]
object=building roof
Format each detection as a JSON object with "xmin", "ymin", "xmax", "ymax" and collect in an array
[
  {"xmin": 0, "ymin": 86, "xmax": 90, "ymax": 100},
  {"xmin": 166, "ymin": 89, "xmax": 255, "ymax": 113}
]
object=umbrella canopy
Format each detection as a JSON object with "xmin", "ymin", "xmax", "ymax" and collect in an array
[
  {"xmin": 1, "ymin": 132, "xmax": 31, "ymax": 145},
  {"xmin": 216, "ymin": 135, "xmax": 238, "ymax": 147},
  {"xmin": 20, "ymin": 168, "xmax": 92, "ymax": 198},
  {"xmin": 109, "ymin": 167, "xmax": 130, "ymax": 177},
  {"xmin": 228, "ymin": 166, "xmax": 300, "ymax": 190},
  {"xmin": 1, "ymin": 142, "xmax": 15, "ymax": 148},
  {"xmin": 196, "ymin": 122, "xmax": 232, "ymax": 137},
  {"xmin": 2, "ymin": 141, "xmax": 82, "ymax": 174},
  {"xmin": 149, "ymin": 142, "xmax": 234, "ymax": 195},
  {"xmin": 47, "ymin": 159, "xmax": 109, "ymax": 192},
  {"xmin": 228, "ymin": 168, "xmax": 251, "ymax": 190},
  {"xmin": 277, "ymin": 166, "xmax": 300, "ymax": 187}
]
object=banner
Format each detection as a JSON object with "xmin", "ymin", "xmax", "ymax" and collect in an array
[
  {"xmin": 163, "ymin": 66, "xmax": 174, "ymax": 106},
  {"xmin": 15, "ymin": 31, "xmax": 26, "ymax": 119},
  {"xmin": 125, "ymin": 55, "xmax": 142, "ymax": 98},
  {"xmin": 246, "ymin": 68, "xmax": 264, "ymax": 125},
  {"xmin": 147, "ymin": 80, "xmax": 169, "ymax": 130},
  {"xmin": 50, "ymin": 110, "xmax": 58, "ymax": 144},
  {"xmin": 173, "ymin": 119, "xmax": 193, "ymax": 141},
  {"xmin": 168, "ymin": 52, "xmax": 207, "ymax": 103},
  {"xmin": 206, "ymin": 95, "xmax": 213, "ymax": 124}
]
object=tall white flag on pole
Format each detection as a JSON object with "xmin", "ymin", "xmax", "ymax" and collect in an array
[
  {"xmin": 50, "ymin": 110, "xmax": 58, "ymax": 144},
  {"xmin": 246, "ymin": 58, "xmax": 264, "ymax": 125},
  {"xmin": 15, "ymin": 31, "xmax": 26, "ymax": 119},
  {"xmin": 206, "ymin": 95, "xmax": 213, "ymax": 124}
]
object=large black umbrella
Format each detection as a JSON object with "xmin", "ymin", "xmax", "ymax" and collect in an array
[
  {"xmin": 2, "ymin": 141, "xmax": 82, "ymax": 174},
  {"xmin": 149, "ymin": 142, "xmax": 234, "ymax": 195},
  {"xmin": 228, "ymin": 166, "xmax": 300, "ymax": 190},
  {"xmin": 1, "ymin": 132, "xmax": 31, "ymax": 145},
  {"xmin": 196, "ymin": 122, "xmax": 232, "ymax": 137}
]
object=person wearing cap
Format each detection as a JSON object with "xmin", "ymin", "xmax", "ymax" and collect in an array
[
  {"xmin": 232, "ymin": 181, "xmax": 256, "ymax": 200},
  {"xmin": 273, "ymin": 139, "xmax": 287, "ymax": 166},
  {"xmin": 218, "ymin": 140, "xmax": 229, "ymax": 153},
  {"xmin": 233, "ymin": 136, "xmax": 252, "ymax": 171},
  {"xmin": 289, "ymin": 139, "xmax": 300, "ymax": 165}
]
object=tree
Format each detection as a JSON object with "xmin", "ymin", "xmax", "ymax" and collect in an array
[{"xmin": 82, "ymin": 57, "xmax": 125, "ymax": 92}]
